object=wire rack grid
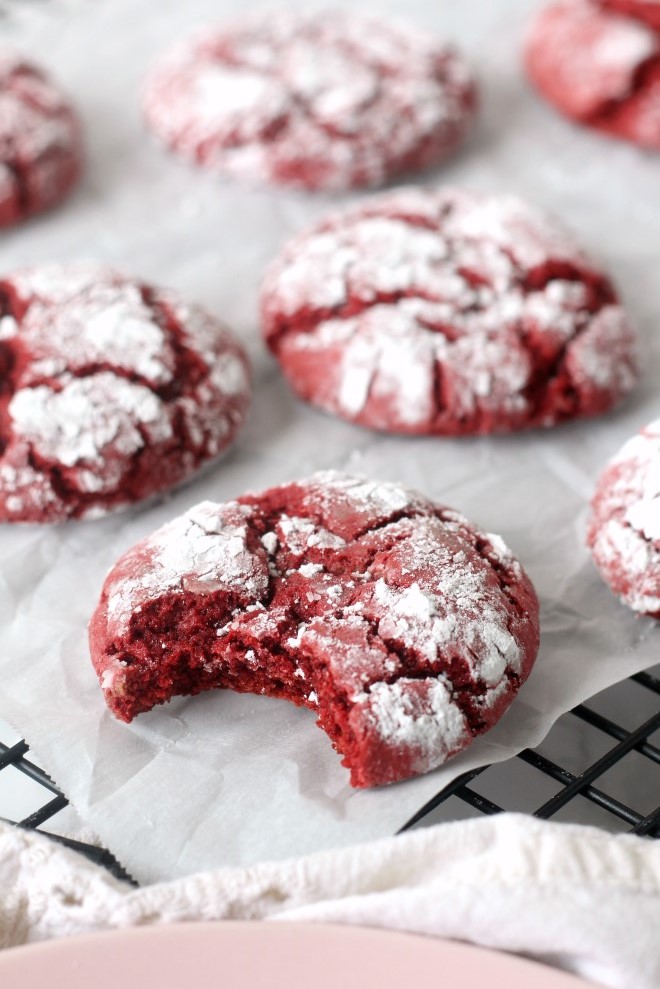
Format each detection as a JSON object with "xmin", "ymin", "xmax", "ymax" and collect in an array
[{"xmin": 1, "ymin": 668, "xmax": 659, "ymax": 885}]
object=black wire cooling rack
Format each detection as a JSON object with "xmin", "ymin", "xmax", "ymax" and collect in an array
[{"xmin": 2, "ymin": 668, "xmax": 660, "ymax": 885}]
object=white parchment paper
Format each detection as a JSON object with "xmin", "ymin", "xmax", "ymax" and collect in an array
[{"xmin": 0, "ymin": 0, "xmax": 659, "ymax": 884}]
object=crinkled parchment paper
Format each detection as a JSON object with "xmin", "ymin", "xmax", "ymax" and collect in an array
[{"xmin": 0, "ymin": 0, "xmax": 658, "ymax": 883}]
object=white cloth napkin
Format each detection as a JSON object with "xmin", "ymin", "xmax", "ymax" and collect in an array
[{"xmin": 1, "ymin": 813, "xmax": 659, "ymax": 989}]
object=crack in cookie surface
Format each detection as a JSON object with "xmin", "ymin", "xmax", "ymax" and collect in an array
[
  {"xmin": 0, "ymin": 263, "xmax": 251, "ymax": 522},
  {"xmin": 261, "ymin": 187, "xmax": 637, "ymax": 435},
  {"xmin": 90, "ymin": 471, "xmax": 540, "ymax": 787}
]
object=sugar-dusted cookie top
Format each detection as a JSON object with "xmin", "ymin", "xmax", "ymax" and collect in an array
[
  {"xmin": 143, "ymin": 9, "xmax": 476, "ymax": 191},
  {"xmin": 261, "ymin": 187, "xmax": 637, "ymax": 435},
  {"xmin": 588, "ymin": 420, "xmax": 660, "ymax": 616},
  {"xmin": 0, "ymin": 50, "xmax": 82, "ymax": 227},
  {"xmin": 0, "ymin": 263, "xmax": 251, "ymax": 522}
]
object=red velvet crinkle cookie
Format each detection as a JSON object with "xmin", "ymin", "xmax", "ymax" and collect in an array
[
  {"xmin": 0, "ymin": 264, "xmax": 250, "ymax": 523},
  {"xmin": 525, "ymin": 0, "xmax": 660, "ymax": 148},
  {"xmin": 261, "ymin": 187, "xmax": 638, "ymax": 435},
  {"xmin": 142, "ymin": 10, "xmax": 476, "ymax": 192},
  {"xmin": 600, "ymin": 0, "xmax": 660, "ymax": 30},
  {"xmin": 89, "ymin": 472, "xmax": 540, "ymax": 788},
  {"xmin": 588, "ymin": 420, "xmax": 660, "ymax": 616},
  {"xmin": 0, "ymin": 50, "xmax": 82, "ymax": 227}
]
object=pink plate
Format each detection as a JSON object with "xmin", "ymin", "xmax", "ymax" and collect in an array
[{"xmin": 0, "ymin": 921, "xmax": 595, "ymax": 988}]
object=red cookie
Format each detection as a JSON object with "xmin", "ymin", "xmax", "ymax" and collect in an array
[
  {"xmin": 600, "ymin": 0, "xmax": 660, "ymax": 30},
  {"xmin": 261, "ymin": 187, "xmax": 638, "ymax": 435},
  {"xmin": 0, "ymin": 50, "xmax": 82, "ymax": 227},
  {"xmin": 0, "ymin": 264, "xmax": 251, "ymax": 522},
  {"xmin": 89, "ymin": 472, "xmax": 540, "ymax": 788},
  {"xmin": 525, "ymin": 0, "xmax": 660, "ymax": 149},
  {"xmin": 142, "ymin": 10, "xmax": 476, "ymax": 192},
  {"xmin": 588, "ymin": 420, "xmax": 660, "ymax": 616}
]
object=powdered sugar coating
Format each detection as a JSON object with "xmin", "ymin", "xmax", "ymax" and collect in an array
[
  {"xmin": 588, "ymin": 420, "xmax": 660, "ymax": 615},
  {"xmin": 0, "ymin": 49, "xmax": 82, "ymax": 227},
  {"xmin": 525, "ymin": 0, "xmax": 660, "ymax": 148},
  {"xmin": 90, "ymin": 471, "xmax": 540, "ymax": 788},
  {"xmin": 356, "ymin": 677, "xmax": 469, "ymax": 773},
  {"xmin": 142, "ymin": 9, "xmax": 476, "ymax": 192},
  {"xmin": 261, "ymin": 187, "xmax": 638, "ymax": 435},
  {"xmin": 0, "ymin": 263, "xmax": 251, "ymax": 522}
]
